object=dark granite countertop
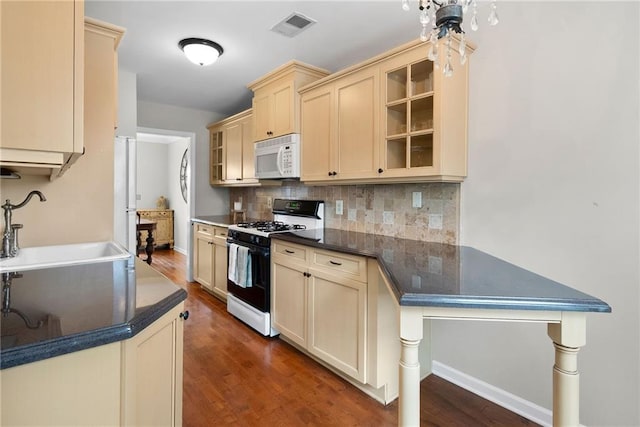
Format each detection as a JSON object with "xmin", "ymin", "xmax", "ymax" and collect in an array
[
  {"xmin": 1, "ymin": 257, "xmax": 187, "ymax": 369},
  {"xmin": 271, "ymin": 229, "xmax": 611, "ymax": 313}
]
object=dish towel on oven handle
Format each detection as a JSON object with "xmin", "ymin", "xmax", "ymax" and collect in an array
[
  {"xmin": 228, "ymin": 243, "xmax": 252, "ymax": 288},
  {"xmin": 228, "ymin": 243, "xmax": 238, "ymax": 284}
]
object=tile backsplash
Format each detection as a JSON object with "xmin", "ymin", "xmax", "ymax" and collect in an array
[{"xmin": 230, "ymin": 181, "xmax": 460, "ymax": 244}]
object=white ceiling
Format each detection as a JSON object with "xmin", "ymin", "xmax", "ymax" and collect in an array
[{"xmin": 85, "ymin": 1, "xmax": 421, "ymax": 117}]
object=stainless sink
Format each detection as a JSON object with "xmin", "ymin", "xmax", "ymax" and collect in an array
[{"xmin": 0, "ymin": 241, "xmax": 131, "ymax": 273}]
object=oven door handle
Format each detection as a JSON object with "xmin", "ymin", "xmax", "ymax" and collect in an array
[{"xmin": 227, "ymin": 241, "xmax": 269, "ymax": 257}]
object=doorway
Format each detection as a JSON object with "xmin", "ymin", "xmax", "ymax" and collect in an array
[{"xmin": 136, "ymin": 127, "xmax": 196, "ymax": 280}]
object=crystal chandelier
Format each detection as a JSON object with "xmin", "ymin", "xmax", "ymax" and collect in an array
[{"xmin": 402, "ymin": 0, "xmax": 499, "ymax": 76}]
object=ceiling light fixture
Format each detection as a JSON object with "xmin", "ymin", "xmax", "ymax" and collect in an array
[
  {"xmin": 178, "ymin": 38, "xmax": 224, "ymax": 66},
  {"xmin": 402, "ymin": 0, "xmax": 498, "ymax": 76}
]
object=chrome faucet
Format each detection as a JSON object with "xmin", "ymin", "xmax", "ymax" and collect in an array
[{"xmin": 1, "ymin": 191, "xmax": 46, "ymax": 258}]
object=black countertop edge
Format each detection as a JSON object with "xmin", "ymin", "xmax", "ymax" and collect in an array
[
  {"xmin": 1, "ymin": 289, "xmax": 187, "ymax": 370},
  {"xmin": 398, "ymin": 294, "xmax": 612, "ymax": 312},
  {"xmin": 129, "ymin": 289, "xmax": 188, "ymax": 336},
  {"xmin": 379, "ymin": 264, "xmax": 612, "ymax": 313}
]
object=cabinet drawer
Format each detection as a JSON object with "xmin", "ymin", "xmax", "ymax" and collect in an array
[
  {"xmin": 311, "ymin": 250, "xmax": 367, "ymax": 283},
  {"xmin": 195, "ymin": 223, "xmax": 214, "ymax": 237},
  {"xmin": 213, "ymin": 227, "xmax": 228, "ymax": 245},
  {"xmin": 272, "ymin": 241, "xmax": 308, "ymax": 262}
]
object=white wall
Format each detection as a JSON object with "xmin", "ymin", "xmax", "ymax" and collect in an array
[
  {"xmin": 136, "ymin": 100, "xmax": 229, "ymax": 216},
  {"xmin": 117, "ymin": 69, "xmax": 137, "ymax": 138},
  {"xmin": 136, "ymin": 141, "xmax": 169, "ymax": 209},
  {"xmin": 433, "ymin": 2, "xmax": 639, "ymax": 426}
]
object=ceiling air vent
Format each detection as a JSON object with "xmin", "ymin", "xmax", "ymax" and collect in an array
[{"xmin": 270, "ymin": 12, "xmax": 316, "ymax": 38}]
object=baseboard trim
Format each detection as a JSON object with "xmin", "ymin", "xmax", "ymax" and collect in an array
[
  {"xmin": 432, "ymin": 360, "xmax": 555, "ymax": 427},
  {"xmin": 172, "ymin": 246, "xmax": 186, "ymax": 255}
]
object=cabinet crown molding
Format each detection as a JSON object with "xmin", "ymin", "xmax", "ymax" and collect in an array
[
  {"xmin": 247, "ymin": 60, "xmax": 330, "ymax": 91},
  {"xmin": 299, "ymin": 36, "xmax": 476, "ymax": 94}
]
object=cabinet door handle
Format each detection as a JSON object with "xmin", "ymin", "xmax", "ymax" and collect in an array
[
  {"xmin": 180, "ymin": 311, "xmax": 190, "ymax": 320},
  {"xmin": 236, "ymin": 178, "xmax": 242, "ymax": 181},
  {"xmin": 378, "ymin": 168, "xmax": 384, "ymax": 174},
  {"xmin": 285, "ymin": 249, "xmax": 295, "ymax": 254},
  {"xmin": 329, "ymin": 260, "xmax": 342, "ymax": 266},
  {"xmin": 303, "ymin": 272, "xmax": 311, "ymax": 278}
]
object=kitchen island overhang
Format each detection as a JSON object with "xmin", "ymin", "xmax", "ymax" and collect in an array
[{"xmin": 271, "ymin": 229, "xmax": 611, "ymax": 427}]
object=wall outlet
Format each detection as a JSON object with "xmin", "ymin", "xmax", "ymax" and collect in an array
[
  {"xmin": 428, "ymin": 214, "xmax": 443, "ymax": 230},
  {"xmin": 336, "ymin": 200, "xmax": 344, "ymax": 215},
  {"xmin": 412, "ymin": 192, "xmax": 422, "ymax": 208},
  {"xmin": 266, "ymin": 197, "xmax": 273, "ymax": 208}
]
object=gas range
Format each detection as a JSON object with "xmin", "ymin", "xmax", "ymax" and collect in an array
[
  {"xmin": 226, "ymin": 199, "xmax": 324, "ymax": 337},
  {"xmin": 228, "ymin": 199, "xmax": 325, "ymax": 240},
  {"xmin": 230, "ymin": 220, "xmax": 308, "ymax": 237}
]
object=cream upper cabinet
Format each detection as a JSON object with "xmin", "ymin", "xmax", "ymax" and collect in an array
[
  {"xmin": 334, "ymin": 69, "xmax": 379, "ymax": 181},
  {"xmin": 248, "ymin": 61, "xmax": 329, "ymax": 142},
  {"xmin": 300, "ymin": 86, "xmax": 332, "ymax": 181},
  {"xmin": 224, "ymin": 120, "xmax": 243, "ymax": 181},
  {"xmin": 209, "ymin": 126, "xmax": 224, "ymax": 184},
  {"xmin": 300, "ymin": 38, "xmax": 474, "ymax": 184},
  {"xmin": 378, "ymin": 40, "xmax": 472, "ymax": 181},
  {"xmin": 301, "ymin": 68, "xmax": 379, "ymax": 182},
  {"xmin": 0, "ymin": 0, "xmax": 85, "ymax": 178},
  {"xmin": 207, "ymin": 109, "xmax": 259, "ymax": 186}
]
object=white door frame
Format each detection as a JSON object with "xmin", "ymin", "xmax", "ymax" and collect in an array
[{"xmin": 137, "ymin": 126, "xmax": 196, "ymax": 281}]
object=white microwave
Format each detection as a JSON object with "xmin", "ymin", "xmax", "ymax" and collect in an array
[{"xmin": 254, "ymin": 134, "xmax": 300, "ymax": 179}]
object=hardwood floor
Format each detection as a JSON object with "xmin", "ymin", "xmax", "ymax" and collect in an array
[{"xmin": 150, "ymin": 248, "xmax": 538, "ymax": 426}]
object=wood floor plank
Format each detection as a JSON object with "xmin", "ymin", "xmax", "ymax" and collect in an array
[{"xmin": 150, "ymin": 248, "xmax": 539, "ymax": 426}]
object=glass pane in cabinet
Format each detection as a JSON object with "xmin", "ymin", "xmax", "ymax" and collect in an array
[
  {"xmin": 387, "ymin": 103, "xmax": 407, "ymax": 136},
  {"xmin": 410, "ymin": 134, "xmax": 433, "ymax": 168},
  {"xmin": 387, "ymin": 67, "xmax": 407, "ymax": 102},
  {"xmin": 386, "ymin": 138, "xmax": 407, "ymax": 169},
  {"xmin": 215, "ymin": 165, "xmax": 223, "ymax": 180},
  {"xmin": 411, "ymin": 60, "xmax": 434, "ymax": 96},
  {"xmin": 410, "ymin": 97, "xmax": 434, "ymax": 132}
]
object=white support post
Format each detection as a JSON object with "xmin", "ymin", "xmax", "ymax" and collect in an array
[
  {"xmin": 547, "ymin": 312, "xmax": 586, "ymax": 427},
  {"xmin": 398, "ymin": 307, "xmax": 424, "ymax": 427}
]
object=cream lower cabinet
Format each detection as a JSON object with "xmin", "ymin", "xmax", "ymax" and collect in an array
[
  {"xmin": 1, "ymin": 303, "xmax": 185, "ymax": 426},
  {"xmin": 271, "ymin": 240, "xmax": 367, "ymax": 382},
  {"xmin": 121, "ymin": 303, "xmax": 184, "ymax": 426},
  {"xmin": 193, "ymin": 222, "xmax": 228, "ymax": 300}
]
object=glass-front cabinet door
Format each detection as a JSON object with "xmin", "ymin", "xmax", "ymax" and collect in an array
[
  {"xmin": 209, "ymin": 128, "xmax": 224, "ymax": 184},
  {"xmin": 384, "ymin": 58, "xmax": 435, "ymax": 174},
  {"xmin": 379, "ymin": 38, "xmax": 471, "ymax": 182}
]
